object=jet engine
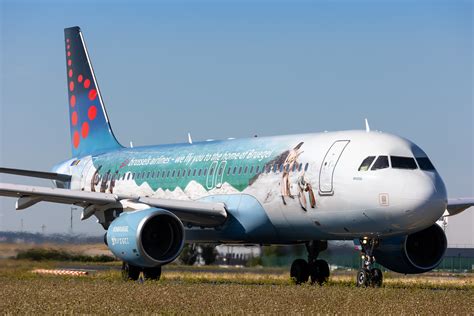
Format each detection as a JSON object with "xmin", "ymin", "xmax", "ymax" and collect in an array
[
  {"xmin": 374, "ymin": 224, "xmax": 447, "ymax": 274},
  {"xmin": 106, "ymin": 208, "xmax": 185, "ymax": 267}
]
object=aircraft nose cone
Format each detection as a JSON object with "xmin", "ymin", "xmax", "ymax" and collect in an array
[{"xmin": 400, "ymin": 172, "xmax": 447, "ymax": 230}]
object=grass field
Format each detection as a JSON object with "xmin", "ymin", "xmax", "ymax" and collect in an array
[{"xmin": 0, "ymin": 259, "xmax": 473, "ymax": 314}]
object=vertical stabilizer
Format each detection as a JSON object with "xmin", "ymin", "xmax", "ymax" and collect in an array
[{"xmin": 64, "ymin": 26, "xmax": 122, "ymax": 157}]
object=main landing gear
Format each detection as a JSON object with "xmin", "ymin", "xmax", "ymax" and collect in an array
[
  {"xmin": 122, "ymin": 262, "xmax": 162, "ymax": 281},
  {"xmin": 290, "ymin": 240, "xmax": 330, "ymax": 285},
  {"xmin": 356, "ymin": 238, "xmax": 383, "ymax": 287}
]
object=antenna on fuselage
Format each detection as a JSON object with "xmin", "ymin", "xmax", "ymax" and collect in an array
[
  {"xmin": 188, "ymin": 132, "xmax": 193, "ymax": 144},
  {"xmin": 365, "ymin": 118, "xmax": 370, "ymax": 132}
]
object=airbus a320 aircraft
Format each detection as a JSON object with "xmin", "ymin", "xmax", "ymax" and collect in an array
[{"xmin": 1, "ymin": 27, "xmax": 473, "ymax": 287}]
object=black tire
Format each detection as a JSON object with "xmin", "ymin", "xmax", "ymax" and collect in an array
[
  {"xmin": 310, "ymin": 259, "xmax": 330, "ymax": 285},
  {"xmin": 122, "ymin": 262, "xmax": 141, "ymax": 281},
  {"xmin": 370, "ymin": 268, "xmax": 383, "ymax": 287},
  {"xmin": 356, "ymin": 268, "xmax": 369, "ymax": 287},
  {"xmin": 143, "ymin": 266, "xmax": 162, "ymax": 281},
  {"xmin": 290, "ymin": 259, "xmax": 309, "ymax": 284}
]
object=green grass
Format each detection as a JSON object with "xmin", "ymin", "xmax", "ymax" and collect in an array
[
  {"xmin": 0, "ymin": 259, "xmax": 473, "ymax": 314},
  {"xmin": 15, "ymin": 248, "xmax": 116, "ymax": 262}
]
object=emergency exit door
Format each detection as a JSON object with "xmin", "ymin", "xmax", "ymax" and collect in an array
[{"xmin": 319, "ymin": 140, "xmax": 350, "ymax": 195}]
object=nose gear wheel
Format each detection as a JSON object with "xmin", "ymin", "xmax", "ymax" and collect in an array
[{"xmin": 356, "ymin": 238, "xmax": 383, "ymax": 287}]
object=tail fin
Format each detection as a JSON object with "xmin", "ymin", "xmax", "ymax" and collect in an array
[{"xmin": 64, "ymin": 26, "xmax": 122, "ymax": 157}]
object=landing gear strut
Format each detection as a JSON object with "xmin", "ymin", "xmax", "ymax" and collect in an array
[
  {"xmin": 121, "ymin": 262, "xmax": 162, "ymax": 281},
  {"xmin": 356, "ymin": 238, "xmax": 383, "ymax": 287},
  {"xmin": 290, "ymin": 240, "xmax": 329, "ymax": 285}
]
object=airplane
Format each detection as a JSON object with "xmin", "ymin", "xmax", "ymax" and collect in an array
[{"xmin": 1, "ymin": 26, "xmax": 473, "ymax": 287}]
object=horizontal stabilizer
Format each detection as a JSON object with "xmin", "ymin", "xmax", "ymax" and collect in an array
[
  {"xmin": 0, "ymin": 167, "xmax": 71, "ymax": 182},
  {"xmin": 446, "ymin": 198, "xmax": 474, "ymax": 216}
]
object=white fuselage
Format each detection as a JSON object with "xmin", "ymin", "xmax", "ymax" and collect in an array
[{"xmin": 55, "ymin": 130, "xmax": 447, "ymax": 243}]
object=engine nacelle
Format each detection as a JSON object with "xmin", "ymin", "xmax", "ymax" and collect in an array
[
  {"xmin": 106, "ymin": 208, "xmax": 185, "ymax": 267},
  {"xmin": 374, "ymin": 224, "xmax": 447, "ymax": 274}
]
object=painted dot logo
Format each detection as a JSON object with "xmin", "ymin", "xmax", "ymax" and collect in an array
[
  {"xmin": 88, "ymin": 89, "xmax": 97, "ymax": 101},
  {"xmin": 66, "ymin": 36, "xmax": 102, "ymax": 150},
  {"xmin": 71, "ymin": 111, "xmax": 78, "ymax": 126},
  {"xmin": 88, "ymin": 106, "xmax": 97, "ymax": 120},
  {"xmin": 81, "ymin": 122, "xmax": 89, "ymax": 138}
]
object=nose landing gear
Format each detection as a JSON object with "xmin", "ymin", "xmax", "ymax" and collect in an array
[
  {"xmin": 290, "ymin": 240, "xmax": 330, "ymax": 285},
  {"xmin": 356, "ymin": 238, "xmax": 383, "ymax": 287}
]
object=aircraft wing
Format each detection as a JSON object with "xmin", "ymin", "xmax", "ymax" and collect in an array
[
  {"xmin": 446, "ymin": 198, "xmax": 474, "ymax": 216},
  {"xmin": 0, "ymin": 183, "xmax": 227, "ymax": 227}
]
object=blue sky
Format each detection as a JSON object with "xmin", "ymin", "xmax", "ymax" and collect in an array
[{"xmin": 0, "ymin": 0, "xmax": 472, "ymax": 244}]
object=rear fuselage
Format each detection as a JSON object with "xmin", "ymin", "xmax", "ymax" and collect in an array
[{"xmin": 54, "ymin": 130, "xmax": 447, "ymax": 244}]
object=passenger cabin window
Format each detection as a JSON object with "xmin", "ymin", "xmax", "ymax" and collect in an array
[
  {"xmin": 304, "ymin": 163, "xmax": 309, "ymax": 171},
  {"xmin": 391, "ymin": 156, "xmax": 417, "ymax": 170},
  {"xmin": 371, "ymin": 156, "xmax": 389, "ymax": 170},
  {"xmin": 416, "ymin": 157, "xmax": 435, "ymax": 171},
  {"xmin": 358, "ymin": 156, "xmax": 376, "ymax": 171}
]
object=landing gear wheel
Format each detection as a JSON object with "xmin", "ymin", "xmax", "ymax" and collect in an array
[
  {"xmin": 122, "ymin": 262, "xmax": 140, "ymax": 281},
  {"xmin": 309, "ymin": 259, "xmax": 330, "ymax": 285},
  {"xmin": 143, "ymin": 266, "xmax": 162, "ymax": 281},
  {"xmin": 356, "ymin": 268, "xmax": 369, "ymax": 287},
  {"xmin": 370, "ymin": 268, "xmax": 383, "ymax": 287},
  {"xmin": 290, "ymin": 259, "xmax": 309, "ymax": 284}
]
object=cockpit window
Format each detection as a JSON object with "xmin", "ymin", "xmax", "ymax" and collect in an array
[
  {"xmin": 391, "ymin": 156, "xmax": 417, "ymax": 169},
  {"xmin": 371, "ymin": 156, "xmax": 389, "ymax": 170},
  {"xmin": 358, "ymin": 156, "xmax": 376, "ymax": 171},
  {"xmin": 416, "ymin": 157, "xmax": 435, "ymax": 171}
]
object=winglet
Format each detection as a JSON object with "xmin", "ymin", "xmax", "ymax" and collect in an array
[
  {"xmin": 365, "ymin": 118, "xmax": 370, "ymax": 132},
  {"xmin": 188, "ymin": 132, "xmax": 193, "ymax": 144}
]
